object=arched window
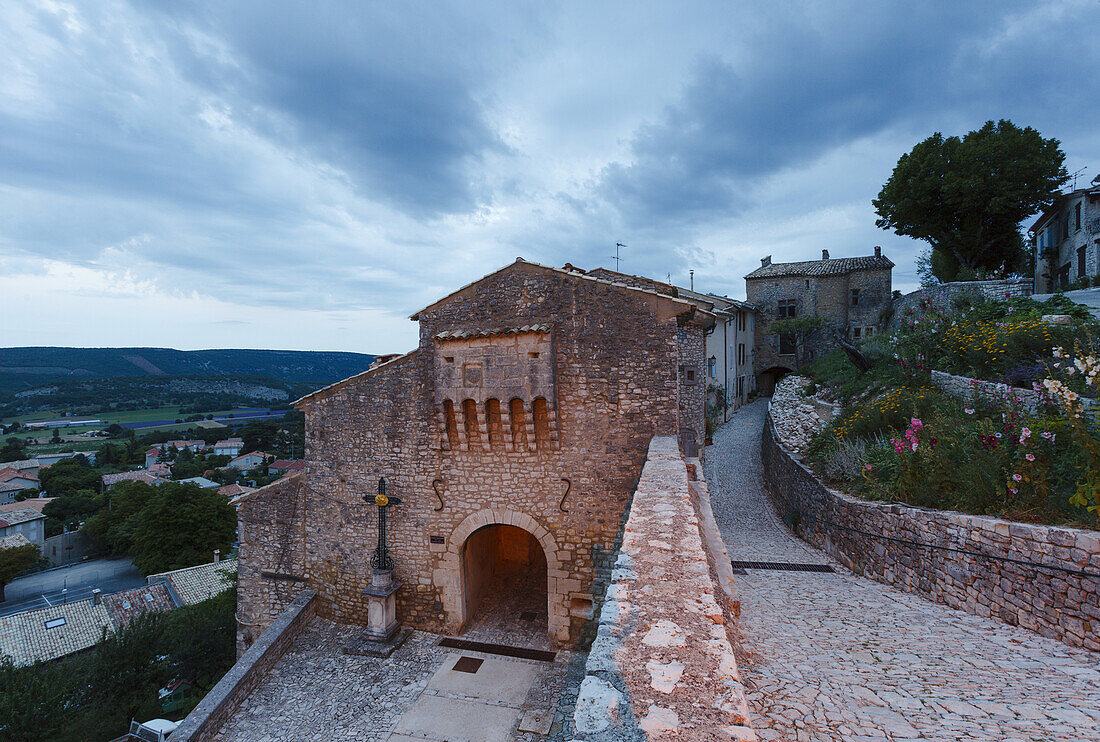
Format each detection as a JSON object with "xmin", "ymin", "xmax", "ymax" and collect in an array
[
  {"xmin": 485, "ymin": 398, "xmax": 503, "ymax": 450},
  {"xmin": 462, "ymin": 399, "xmax": 480, "ymax": 449},
  {"xmin": 532, "ymin": 397, "xmax": 550, "ymax": 450},
  {"xmin": 509, "ymin": 398, "xmax": 528, "ymax": 448},
  {"xmin": 442, "ymin": 399, "xmax": 459, "ymax": 450}
]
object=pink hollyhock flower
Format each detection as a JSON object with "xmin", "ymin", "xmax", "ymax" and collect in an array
[
  {"xmin": 865, "ymin": 464, "xmax": 872, "ymax": 471},
  {"xmin": 1009, "ymin": 487, "xmax": 1018, "ymax": 495},
  {"xmin": 1021, "ymin": 427, "xmax": 1031, "ymax": 438},
  {"xmin": 1025, "ymin": 454, "xmax": 1035, "ymax": 462},
  {"xmin": 910, "ymin": 418, "xmax": 923, "ymax": 432},
  {"xmin": 1012, "ymin": 473, "xmax": 1022, "ymax": 482},
  {"xmin": 964, "ymin": 407, "xmax": 975, "ymax": 415}
]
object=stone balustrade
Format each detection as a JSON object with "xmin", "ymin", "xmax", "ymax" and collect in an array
[{"xmin": 571, "ymin": 435, "xmax": 756, "ymax": 741}]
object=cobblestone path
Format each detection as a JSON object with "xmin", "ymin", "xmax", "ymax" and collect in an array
[{"xmin": 705, "ymin": 400, "xmax": 1100, "ymax": 742}]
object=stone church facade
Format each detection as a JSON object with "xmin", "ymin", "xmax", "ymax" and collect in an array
[{"xmin": 234, "ymin": 259, "xmax": 712, "ymax": 649}]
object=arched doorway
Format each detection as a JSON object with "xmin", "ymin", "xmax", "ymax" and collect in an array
[
  {"xmin": 461, "ymin": 524, "xmax": 549, "ymax": 649},
  {"xmin": 758, "ymin": 366, "xmax": 794, "ymax": 397}
]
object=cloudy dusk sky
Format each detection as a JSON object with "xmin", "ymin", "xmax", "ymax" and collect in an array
[{"xmin": 2, "ymin": 1, "xmax": 1098, "ymax": 354}]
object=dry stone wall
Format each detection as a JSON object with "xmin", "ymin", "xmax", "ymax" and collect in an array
[
  {"xmin": 573, "ymin": 436, "xmax": 755, "ymax": 741},
  {"xmin": 761, "ymin": 410, "xmax": 1100, "ymax": 651},
  {"xmin": 890, "ymin": 278, "xmax": 1033, "ymax": 329}
]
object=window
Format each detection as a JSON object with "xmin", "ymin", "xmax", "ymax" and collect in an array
[
  {"xmin": 777, "ymin": 299, "xmax": 796, "ymax": 318},
  {"xmin": 737, "ymin": 343, "xmax": 745, "ymax": 366},
  {"xmin": 805, "ymin": 279, "xmax": 810, "ymax": 289},
  {"xmin": 738, "ymin": 312, "xmax": 746, "ymax": 332},
  {"xmin": 865, "ymin": 326, "xmax": 875, "ymax": 338},
  {"xmin": 1076, "ymin": 202, "xmax": 1082, "ymax": 231},
  {"xmin": 1063, "ymin": 215, "xmax": 1070, "ymax": 241},
  {"xmin": 44, "ymin": 617, "xmax": 67, "ymax": 629},
  {"xmin": 682, "ymin": 365, "xmax": 698, "ymax": 385},
  {"xmin": 778, "ymin": 333, "xmax": 795, "ymax": 355},
  {"xmin": 737, "ymin": 376, "xmax": 744, "ymax": 401},
  {"xmin": 442, "ymin": 400, "xmax": 460, "ymax": 449},
  {"xmin": 707, "ymin": 356, "xmax": 717, "ymax": 378},
  {"xmin": 850, "ymin": 288, "xmax": 860, "ymax": 307},
  {"xmin": 1079, "ymin": 246, "xmax": 1087, "ymax": 278}
]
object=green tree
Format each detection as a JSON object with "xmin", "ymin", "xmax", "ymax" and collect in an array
[
  {"xmin": 130, "ymin": 483, "xmax": 236, "ymax": 575},
  {"xmin": 0, "ymin": 655, "xmax": 73, "ymax": 741},
  {"xmin": 163, "ymin": 584, "xmax": 237, "ymax": 692},
  {"xmin": 0, "ymin": 542, "xmax": 39, "ymax": 601},
  {"xmin": 240, "ymin": 421, "xmax": 278, "ymax": 454},
  {"xmin": 42, "ymin": 490, "xmax": 102, "ymax": 537},
  {"xmin": 81, "ymin": 480, "xmax": 158, "ymax": 555},
  {"xmin": 874, "ymin": 120, "xmax": 1068, "ymax": 282},
  {"xmin": 0, "ymin": 436, "xmax": 26, "ymax": 463},
  {"xmin": 769, "ymin": 315, "xmax": 827, "ymax": 369},
  {"xmin": 38, "ymin": 456, "xmax": 99, "ymax": 496}
]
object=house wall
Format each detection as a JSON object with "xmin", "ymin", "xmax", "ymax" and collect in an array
[
  {"xmin": 236, "ymin": 264, "xmax": 708, "ymax": 648},
  {"xmin": 747, "ymin": 267, "xmax": 892, "ymax": 388},
  {"xmin": 1034, "ymin": 191, "xmax": 1100, "ymax": 291}
]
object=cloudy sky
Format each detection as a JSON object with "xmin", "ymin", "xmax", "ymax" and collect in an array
[{"xmin": 2, "ymin": 1, "xmax": 1098, "ymax": 354}]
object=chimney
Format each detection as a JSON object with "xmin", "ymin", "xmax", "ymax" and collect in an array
[
  {"xmin": 213, "ymin": 549, "xmax": 221, "ymax": 563},
  {"xmin": 874, "ymin": 245, "xmax": 882, "ymax": 258},
  {"xmin": 92, "ymin": 588, "xmax": 102, "ymax": 606},
  {"xmin": 761, "ymin": 256, "xmax": 772, "ymax": 267},
  {"xmin": 821, "ymin": 249, "xmax": 830, "ymax": 260}
]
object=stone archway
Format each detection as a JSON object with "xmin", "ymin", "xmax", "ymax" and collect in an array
[
  {"xmin": 438, "ymin": 509, "xmax": 568, "ymax": 645},
  {"xmin": 758, "ymin": 365, "xmax": 794, "ymax": 397}
]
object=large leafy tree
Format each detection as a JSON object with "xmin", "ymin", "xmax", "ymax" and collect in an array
[
  {"xmin": 130, "ymin": 482, "xmax": 236, "ymax": 575},
  {"xmin": 0, "ymin": 542, "xmax": 39, "ymax": 601},
  {"xmin": 38, "ymin": 455, "xmax": 99, "ymax": 496},
  {"xmin": 874, "ymin": 120, "xmax": 1068, "ymax": 282}
]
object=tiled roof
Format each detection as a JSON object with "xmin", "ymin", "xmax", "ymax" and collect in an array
[
  {"xmin": 101, "ymin": 583, "xmax": 177, "ymax": 627},
  {"xmin": 149, "ymin": 559, "xmax": 237, "ymax": 605},
  {"xmin": 0, "ymin": 598, "xmax": 113, "ymax": 665},
  {"xmin": 0, "ymin": 533, "xmax": 33, "ymax": 549},
  {"xmin": 0, "ymin": 499, "xmax": 54, "ymax": 515},
  {"xmin": 217, "ymin": 483, "xmax": 253, "ymax": 497},
  {"xmin": 146, "ymin": 463, "xmax": 171, "ymax": 476},
  {"xmin": 745, "ymin": 255, "xmax": 894, "ymax": 279},
  {"xmin": 435, "ymin": 324, "xmax": 553, "ymax": 341},
  {"xmin": 0, "ymin": 481, "xmax": 31, "ymax": 493},
  {"xmin": 269, "ymin": 460, "xmax": 305, "ymax": 472},
  {"xmin": 214, "ymin": 438, "xmax": 243, "ymax": 446},
  {"xmin": 176, "ymin": 476, "xmax": 220, "ymax": 489},
  {"xmin": 0, "ymin": 468, "xmax": 39, "ymax": 483},
  {"xmin": 3, "ymin": 459, "xmax": 38, "ymax": 472},
  {"xmin": 0, "ymin": 509, "xmax": 46, "ymax": 527},
  {"xmin": 101, "ymin": 471, "xmax": 162, "ymax": 488}
]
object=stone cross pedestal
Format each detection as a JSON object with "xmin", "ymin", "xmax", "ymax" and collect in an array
[{"xmin": 362, "ymin": 568, "xmax": 401, "ymax": 641}]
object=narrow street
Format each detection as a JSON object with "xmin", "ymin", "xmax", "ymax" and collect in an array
[
  {"xmin": 0, "ymin": 557, "xmax": 145, "ymax": 617},
  {"xmin": 705, "ymin": 400, "xmax": 1100, "ymax": 742}
]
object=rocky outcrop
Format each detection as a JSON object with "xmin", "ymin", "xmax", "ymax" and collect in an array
[{"xmin": 769, "ymin": 375, "xmax": 825, "ymax": 451}]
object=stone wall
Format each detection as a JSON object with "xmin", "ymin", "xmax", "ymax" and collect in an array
[
  {"xmin": 747, "ymin": 267, "xmax": 892, "ymax": 378},
  {"xmin": 572, "ymin": 436, "xmax": 755, "ymax": 741},
  {"xmin": 173, "ymin": 591, "xmax": 317, "ymax": 742},
  {"xmin": 890, "ymin": 279, "xmax": 1033, "ymax": 328},
  {"xmin": 236, "ymin": 260, "xmax": 711, "ymax": 650},
  {"xmin": 761, "ymin": 410, "xmax": 1100, "ymax": 650},
  {"xmin": 930, "ymin": 369, "xmax": 1099, "ymax": 416}
]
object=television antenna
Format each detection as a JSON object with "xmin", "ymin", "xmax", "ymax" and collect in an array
[
  {"xmin": 612, "ymin": 243, "xmax": 626, "ymax": 271},
  {"xmin": 1070, "ymin": 166, "xmax": 1087, "ymax": 190}
]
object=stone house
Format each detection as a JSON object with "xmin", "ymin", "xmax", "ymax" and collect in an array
[
  {"xmin": 234, "ymin": 259, "xmax": 712, "ymax": 650},
  {"xmin": 0, "ymin": 508, "xmax": 46, "ymax": 549},
  {"xmin": 745, "ymin": 248, "xmax": 893, "ymax": 394},
  {"xmin": 582, "ymin": 267, "xmax": 756, "ymax": 420},
  {"xmin": 1031, "ymin": 181, "xmax": 1100, "ymax": 292}
]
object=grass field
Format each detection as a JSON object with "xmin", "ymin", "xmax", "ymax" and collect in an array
[{"xmin": 4, "ymin": 405, "xmax": 251, "ymax": 442}]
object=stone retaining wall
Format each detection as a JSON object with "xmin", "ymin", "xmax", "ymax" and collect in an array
[
  {"xmin": 172, "ymin": 591, "xmax": 317, "ymax": 741},
  {"xmin": 890, "ymin": 279, "xmax": 1033, "ymax": 328},
  {"xmin": 931, "ymin": 369, "xmax": 1098, "ymax": 415},
  {"xmin": 761, "ymin": 411, "xmax": 1100, "ymax": 651},
  {"xmin": 572, "ymin": 436, "xmax": 756, "ymax": 741}
]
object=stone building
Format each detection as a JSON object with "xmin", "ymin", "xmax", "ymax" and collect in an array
[
  {"xmin": 745, "ymin": 248, "xmax": 893, "ymax": 394},
  {"xmin": 582, "ymin": 267, "xmax": 756, "ymax": 419},
  {"xmin": 1031, "ymin": 180, "xmax": 1100, "ymax": 292},
  {"xmin": 234, "ymin": 259, "xmax": 713, "ymax": 650}
]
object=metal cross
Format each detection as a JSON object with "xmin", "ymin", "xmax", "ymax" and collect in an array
[{"xmin": 368, "ymin": 477, "xmax": 400, "ymax": 571}]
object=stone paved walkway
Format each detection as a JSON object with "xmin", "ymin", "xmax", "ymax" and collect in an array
[{"xmin": 705, "ymin": 400, "xmax": 1100, "ymax": 742}]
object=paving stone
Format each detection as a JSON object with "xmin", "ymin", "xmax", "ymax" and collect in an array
[{"xmin": 704, "ymin": 400, "xmax": 1100, "ymax": 742}]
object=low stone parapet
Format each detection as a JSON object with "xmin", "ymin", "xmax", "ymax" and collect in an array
[
  {"xmin": 171, "ymin": 590, "xmax": 318, "ymax": 741},
  {"xmin": 572, "ymin": 436, "xmax": 756, "ymax": 741},
  {"xmin": 930, "ymin": 369, "xmax": 1097, "ymax": 415},
  {"xmin": 761, "ymin": 410, "xmax": 1100, "ymax": 651},
  {"xmin": 890, "ymin": 279, "xmax": 1033, "ymax": 328}
]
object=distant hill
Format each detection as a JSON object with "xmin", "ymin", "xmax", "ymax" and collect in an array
[{"xmin": 0, "ymin": 347, "xmax": 376, "ymax": 395}]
